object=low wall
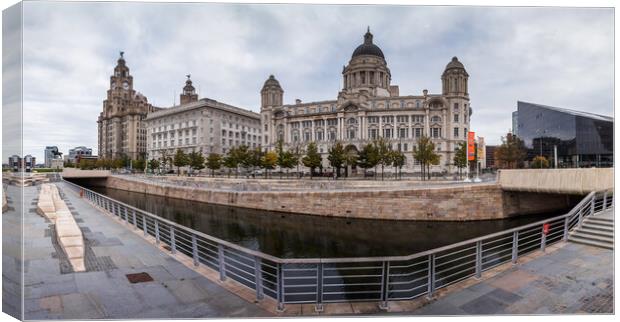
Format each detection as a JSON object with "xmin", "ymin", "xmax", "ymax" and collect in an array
[
  {"xmin": 498, "ymin": 168, "xmax": 613, "ymax": 194},
  {"xmin": 103, "ymin": 176, "xmax": 579, "ymax": 221}
]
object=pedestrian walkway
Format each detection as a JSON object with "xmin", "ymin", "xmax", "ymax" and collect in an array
[
  {"xmin": 406, "ymin": 242, "xmax": 613, "ymax": 315},
  {"xmin": 19, "ymin": 184, "xmax": 270, "ymax": 319}
]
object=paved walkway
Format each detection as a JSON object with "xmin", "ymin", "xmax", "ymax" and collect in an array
[
  {"xmin": 408, "ymin": 242, "xmax": 613, "ymax": 315},
  {"xmin": 17, "ymin": 183, "xmax": 270, "ymax": 319},
  {"xmin": 6, "ymin": 183, "xmax": 614, "ymax": 318}
]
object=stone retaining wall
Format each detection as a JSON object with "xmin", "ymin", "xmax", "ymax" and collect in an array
[{"xmin": 104, "ymin": 176, "xmax": 579, "ymax": 221}]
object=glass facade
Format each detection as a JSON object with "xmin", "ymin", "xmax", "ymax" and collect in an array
[{"xmin": 516, "ymin": 101, "xmax": 613, "ymax": 167}]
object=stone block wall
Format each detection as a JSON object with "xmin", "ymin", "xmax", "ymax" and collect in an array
[{"xmin": 103, "ymin": 176, "xmax": 555, "ymax": 221}]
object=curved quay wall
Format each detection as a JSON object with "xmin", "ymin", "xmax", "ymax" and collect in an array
[{"xmin": 89, "ymin": 176, "xmax": 582, "ymax": 221}]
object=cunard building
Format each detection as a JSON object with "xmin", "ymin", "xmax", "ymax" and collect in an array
[
  {"xmin": 98, "ymin": 53, "xmax": 161, "ymax": 160},
  {"xmin": 260, "ymin": 29, "xmax": 472, "ymax": 173}
]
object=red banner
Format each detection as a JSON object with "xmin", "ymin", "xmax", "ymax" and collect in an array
[{"xmin": 467, "ymin": 131, "xmax": 476, "ymax": 161}]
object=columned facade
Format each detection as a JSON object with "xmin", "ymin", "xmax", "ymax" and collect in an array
[{"xmin": 261, "ymin": 29, "xmax": 472, "ymax": 174}]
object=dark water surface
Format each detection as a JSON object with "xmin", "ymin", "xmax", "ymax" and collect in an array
[{"xmin": 87, "ymin": 186, "xmax": 561, "ymax": 259}]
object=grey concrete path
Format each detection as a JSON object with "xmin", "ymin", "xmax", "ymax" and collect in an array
[
  {"xmin": 408, "ymin": 242, "xmax": 613, "ymax": 315},
  {"xmin": 18, "ymin": 183, "xmax": 271, "ymax": 319}
]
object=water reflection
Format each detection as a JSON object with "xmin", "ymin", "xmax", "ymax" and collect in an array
[{"xmin": 89, "ymin": 186, "xmax": 561, "ymax": 258}]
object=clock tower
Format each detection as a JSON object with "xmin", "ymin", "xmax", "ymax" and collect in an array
[{"xmin": 98, "ymin": 52, "xmax": 156, "ymax": 160}]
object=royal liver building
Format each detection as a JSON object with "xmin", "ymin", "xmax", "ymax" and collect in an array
[{"xmin": 260, "ymin": 29, "xmax": 472, "ymax": 173}]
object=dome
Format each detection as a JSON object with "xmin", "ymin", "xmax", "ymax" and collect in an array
[
  {"xmin": 445, "ymin": 56, "xmax": 465, "ymax": 70},
  {"xmin": 262, "ymin": 75, "xmax": 282, "ymax": 89},
  {"xmin": 351, "ymin": 28, "xmax": 385, "ymax": 59}
]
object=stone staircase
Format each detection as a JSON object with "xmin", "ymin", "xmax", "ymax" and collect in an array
[{"xmin": 568, "ymin": 210, "xmax": 614, "ymax": 250}]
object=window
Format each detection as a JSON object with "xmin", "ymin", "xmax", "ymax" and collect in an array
[
  {"xmin": 316, "ymin": 131, "xmax": 324, "ymax": 141},
  {"xmin": 368, "ymin": 128, "xmax": 378, "ymax": 139},
  {"xmin": 383, "ymin": 128, "xmax": 392, "ymax": 138},
  {"xmin": 454, "ymin": 114, "xmax": 459, "ymax": 122},
  {"xmin": 327, "ymin": 119, "xmax": 338, "ymax": 126},
  {"xmin": 328, "ymin": 131, "xmax": 336, "ymax": 141},
  {"xmin": 399, "ymin": 128, "xmax": 408, "ymax": 138},
  {"xmin": 412, "ymin": 115, "xmax": 424, "ymax": 123},
  {"xmin": 454, "ymin": 103, "xmax": 459, "ymax": 110},
  {"xmin": 368, "ymin": 116, "xmax": 379, "ymax": 123},
  {"xmin": 416, "ymin": 101, "xmax": 420, "ymax": 108},
  {"xmin": 431, "ymin": 116, "xmax": 441, "ymax": 123},
  {"xmin": 381, "ymin": 116, "xmax": 394, "ymax": 123},
  {"xmin": 304, "ymin": 131, "xmax": 311, "ymax": 142},
  {"xmin": 431, "ymin": 128, "xmax": 441, "ymax": 138},
  {"xmin": 404, "ymin": 143, "xmax": 408, "ymax": 151},
  {"xmin": 414, "ymin": 128, "xmax": 422, "ymax": 138},
  {"xmin": 348, "ymin": 129, "xmax": 356, "ymax": 139},
  {"xmin": 397, "ymin": 115, "xmax": 408, "ymax": 123},
  {"xmin": 454, "ymin": 127, "xmax": 459, "ymax": 138},
  {"xmin": 347, "ymin": 118, "xmax": 357, "ymax": 124}
]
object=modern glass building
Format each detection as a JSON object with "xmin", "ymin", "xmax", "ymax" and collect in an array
[{"xmin": 515, "ymin": 101, "xmax": 613, "ymax": 168}]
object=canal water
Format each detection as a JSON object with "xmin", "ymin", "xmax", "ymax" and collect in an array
[{"xmin": 87, "ymin": 185, "xmax": 563, "ymax": 259}]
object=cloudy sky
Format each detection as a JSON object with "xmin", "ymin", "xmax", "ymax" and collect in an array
[{"xmin": 9, "ymin": 2, "xmax": 614, "ymax": 161}]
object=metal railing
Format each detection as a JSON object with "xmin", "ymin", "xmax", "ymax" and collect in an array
[{"xmin": 61, "ymin": 178, "xmax": 612, "ymax": 311}]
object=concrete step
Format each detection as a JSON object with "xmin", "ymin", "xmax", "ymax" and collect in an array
[
  {"xmin": 570, "ymin": 231, "xmax": 613, "ymax": 244},
  {"xmin": 576, "ymin": 227, "xmax": 614, "ymax": 239},
  {"xmin": 568, "ymin": 235, "xmax": 613, "ymax": 250},
  {"xmin": 586, "ymin": 216, "xmax": 614, "ymax": 224},
  {"xmin": 581, "ymin": 222, "xmax": 614, "ymax": 233}
]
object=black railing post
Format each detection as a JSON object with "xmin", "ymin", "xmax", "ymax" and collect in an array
[
  {"xmin": 217, "ymin": 245, "xmax": 227, "ymax": 281},
  {"xmin": 315, "ymin": 263, "xmax": 324, "ymax": 312},
  {"xmin": 426, "ymin": 254, "xmax": 435, "ymax": 299},
  {"xmin": 563, "ymin": 216, "xmax": 569, "ymax": 241},
  {"xmin": 379, "ymin": 261, "xmax": 390, "ymax": 309},
  {"xmin": 254, "ymin": 257, "xmax": 264, "ymax": 301},
  {"xmin": 170, "ymin": 226, "xmax": 176, "ymax": 254},
  {"xmin": 475, "ymin": 241, "xmax": 482, "ymax": 279},
  {"xmin": 276, "ymin": 263, "xmax": 285, "ymax": 312},
  {"xmin": 192, "ymin": 234, "xmax": 199, "ymax": 267},
  {"xmin": 511, "ymin": 231, "xmax": 519, "ymax": 264},
  {"xmin": 541, "ymin": 226, "xmax": 546, "ymax": 252}
]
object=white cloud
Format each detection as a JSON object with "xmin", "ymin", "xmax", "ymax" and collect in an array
[{"xmin": 18, "ymin": 3, "xmax": 613, "ymax": 161}]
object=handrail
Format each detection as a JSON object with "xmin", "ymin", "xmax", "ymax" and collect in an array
[{"xmin": 59, "ymin": 176, "xmax": 613, "ymax": 310}]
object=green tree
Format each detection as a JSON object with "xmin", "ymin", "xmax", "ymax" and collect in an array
[
  {"xmin": 188, "ymin": 151, "xmax": 205, "ymax": 175},
  {"xmin": 246, "ymin": 147, "xmax": 264, "ymax": 177},
  {"xmin": 160, "ymin": 150, "xmax": 171, "ymax": 173},
  {"xmin": 391, "ymin": 150, "xmax": 406, "ymax": 180},
  {"xmin": 357, "ymin": 143, "xmax": 379, "ymax": 179},
  {"xmin": 453, "ymin": 141, "xmax": 468, "ymax": 180},
  {"xmin": 173, "ymin": 149, "xmax": 189, "ymax": 175},
  {"xmin": 494, "ymin": 133, "xmax": 527, "ymax": 169},
  {"xmin": 302, "ymin": 142, "xmax": 322, "ymax": 179},
  {"xmin": 133, "ymin": 159, "xmax": 146, "ymax": 173},
  {"xmin": 374, "ymin": 138, "xmax": 392, "ymax": 180},
  {"xmin": 261, "ymin": 151, "xmax": 278, "ymax": 178},
  {"xmin": 531, "ymin": 155, "xmax": 550, "ymax": 169},
  {"xmin": 343, "ymin": 145, "xmax": 359, "ymax": 178},
  {"xmin": 223, "ymin": 147, "xmax": 239, "ymax": 178},
  {"xmin": 148, "ymin": 159, "xmax": 160, "ymax": 174},
  {"xmin": 206, "ymin": 153, "xmax": 222, "ymax": 177},
  {"xmin": 112, "ymin": 158, "xmax": 125, "ymax": 170},
  {"xmin": 235, "ymin": 145, "xmax": 251, "ymax": 176},
  {"xmin": 327, "ymin": 142, "xmax": 346, "ymax": 179},
  {"xmin": 413, "ymin": 136, "xmax": 439, "ymax": 181}
]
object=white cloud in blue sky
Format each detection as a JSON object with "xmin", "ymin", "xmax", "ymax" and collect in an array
[{"xmin": 15, "ymin": 2, "xmax": 614, "ymax": 161}]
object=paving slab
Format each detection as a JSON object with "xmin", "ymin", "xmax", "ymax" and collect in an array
[{"xmin": 16, "ymin": 184, "xmax": 270, "ymax": 319}]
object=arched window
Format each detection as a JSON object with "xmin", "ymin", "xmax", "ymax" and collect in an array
[{"xmin": 347, "ymin": 117, "xmax": 357, "ymax": 125}]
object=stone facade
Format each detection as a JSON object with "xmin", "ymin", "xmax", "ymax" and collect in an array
[
  {"xmin": 261, "ymin": 29, "xmax": 472, "ymax": 174},
  {"xmin": 145, "ymin": 79, "xmax": 261, "ymax": 163},
  {"xmin": 98, "ymin": 52, "xmax": 160, "ymax": 160},
  {"xmin": 103, "ymin": 176, "xmax": 578, "ymax": 221}
]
